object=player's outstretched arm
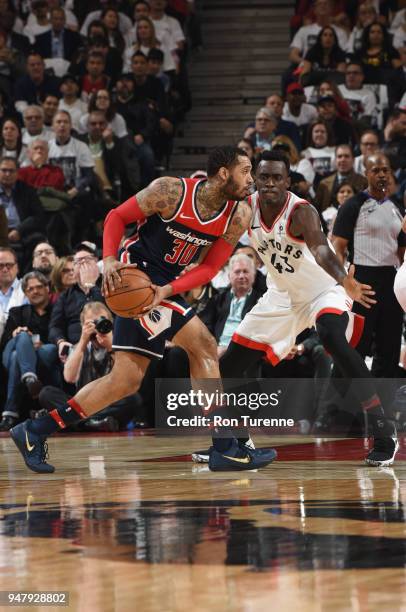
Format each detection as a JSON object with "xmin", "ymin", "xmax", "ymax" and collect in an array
[
  {"xmin": 292, "ymin": 204, "xmax": 376, "ymax": 309},
  {"xmin": 102, "ymin": 177, "xmax": 183, "ymax": 294},
  {"xmin": 145, "ymin": 201, "xmax": 253, "ymax": 310}
]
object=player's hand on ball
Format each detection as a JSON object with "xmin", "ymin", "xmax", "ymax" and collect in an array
[
  {"xmin": 102, "ymin": 258, "xmax": 137, "ymax": 296},
  {"xmin": 142, "ymin": 283, "xmax": 172, "ymax": 313},
  {"xmin": 343, "ymin": 265, "xmax": 376, "ymax": 308}
]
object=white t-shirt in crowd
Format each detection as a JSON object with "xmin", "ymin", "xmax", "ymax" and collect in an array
[
  {"xmin": 77, "ymin": 112, "xmax": 128, "ymax": 138},
  {"xmin": 22, "ymin": 127, "xmax": 53, "ymax": 146},
  {"xmin": 282, "ymin": 102, "xmax": 318, "ymax": 126},
  {"xmin": 345, "ymin": 26, "xmax": 363, "ymax": 53},
  {"xmin": 23, "ymin": 22, "xmax": 51, "ymax": 44},
  {"xmin": 123, "ymin": 40, "xmax": 176, "ymax": 73},
  {"xmin": 152, "ymin": 14, "xmax": 185, "ymax": 46},
  {"xmin": 338, "ymin": 85, "xmax": 376, "ymax": 119},
  {"xmin": 290, "ymin": 23, "xmax": 348, "ymax": 57},
  {"xmin": 59, "ymin": 98, "xmax": 88, "ymax": 132},
  {"xmin": 390, "ymin": 9, "xmax": 405, "ymax": 32},
  {"xmin": 25, "ymin": 9, "xmax": 78, "ymax": 31},
  {"xmin": 393, "ymin": 26, "xmax": 406, "ymax": 49},
  {"xmin": 291, "ymin": 158, "xmax": 316, "ymax": 184},
  {"xmin": 354, "ymin": 155, "xmax": 366, "ymax": 176},
  {"xmin": 48, "ymin": 136, "xmax": 94, "ymax": 186},
  {"xmin": 301, "ymin": 146, "xmax": 336, "ymax": 177}
]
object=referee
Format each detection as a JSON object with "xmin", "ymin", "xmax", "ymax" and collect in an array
[{"xmin": 332, "ymin": 153, "xmax": 406, "ymax": 377}]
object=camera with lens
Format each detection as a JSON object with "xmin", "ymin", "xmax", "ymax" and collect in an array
[{"xmin": 93, "ymin": 316, "xmax": 113, "ymax": 335}]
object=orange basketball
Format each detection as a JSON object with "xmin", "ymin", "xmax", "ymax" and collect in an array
[{"xmin": 105, "ymin": 267, "xmax": 154, "ymax": 318}]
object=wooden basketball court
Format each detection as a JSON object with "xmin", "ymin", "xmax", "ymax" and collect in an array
[{"xmin": 0, "ymin": 432, "xmax": 405, "ymax": 611}]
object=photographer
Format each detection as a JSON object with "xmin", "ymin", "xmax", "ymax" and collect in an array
[{"xmin": 39, "ymin": 301, "xmax": 139, "ymax": 431}]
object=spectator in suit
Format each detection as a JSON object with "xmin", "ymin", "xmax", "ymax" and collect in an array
[
  {"xmin": 14, "ymin": 52, "xmax": 61, "ymax": 115},
  {"xmin": 315, "ymin": 144, "xmax": 368, "ymax": 211},
  {"xmin": 200, "ymin": 253, "xmax": 261, "ymax": 357},
  {"xmin": 0, "ymin": 156, "xmax": 46, "ymax": 264},
  {"xmin": 0, "ymin": 270, "xmax": 60, "ymax": 430},
  {"xmin": 34, "ymin": 8, "xmax": 82, "ymax": 62}
]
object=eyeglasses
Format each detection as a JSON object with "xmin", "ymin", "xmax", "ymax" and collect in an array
[
  {"xmin": 34, "ymin": 249, "xmax": 55, "ymax": 257},
  {"xmin": 73, "ymin": 256, "xmax": 96, "ymax": 265},
  {"xmin": 62, "ymin": 267, "xmax": 74, "ymax": 273},
  {"xmin": 0, "ymin": 262, "xmax": 16, "ymax": 269}
]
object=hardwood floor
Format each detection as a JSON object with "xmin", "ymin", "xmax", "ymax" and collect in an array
[{"xmin": 0, "ymin": 432, "xmax": 405, "ymax": 612}]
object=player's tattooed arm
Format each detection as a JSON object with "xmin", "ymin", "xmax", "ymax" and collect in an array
[
  {"xmin": 292, "ymin": 205, "xmax": 376, "ymax": 308},
  {"xmin": 136, "ymin": 177, "xmax": 183, "ymax": 217},
  {"xmin": 222, "ymin": 200, "xmax": 253, "ymax": 247}
]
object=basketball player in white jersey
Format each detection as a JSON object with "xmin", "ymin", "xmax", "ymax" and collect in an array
[{"xmin": 211, "ymin": 150, "xmax": 398, "ymax": 467}]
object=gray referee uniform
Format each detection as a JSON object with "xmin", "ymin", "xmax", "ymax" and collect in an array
[{"xmin": 333, "ymin": 191, "xmax": 406, "ymax": 377}]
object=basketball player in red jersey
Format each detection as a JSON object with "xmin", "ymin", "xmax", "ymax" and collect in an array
[{"xmin": 10, "ymin": 146, "xmax": 277, "ymax": 474}]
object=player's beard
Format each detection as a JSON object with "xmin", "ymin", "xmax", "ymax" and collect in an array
[{"xmin": 223, "ymin": 176, "xmax": 248, "ymax": 200}]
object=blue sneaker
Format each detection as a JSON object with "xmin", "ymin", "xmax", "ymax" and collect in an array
[
  {"xmin": 10, "ymin": 421, "xmax": 55, "ymax": 474},
  {"xmin": 192, "ymin": 438, "xmax": 256, "ymax": 463},
  {"xmin": 209, "ymin": 438, "xmax": 277, "ymax": 471}
]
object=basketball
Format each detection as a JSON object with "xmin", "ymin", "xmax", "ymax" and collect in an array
[{"xmin": 105, "ymin": 267, "xmax": 154, "ymax": 318}]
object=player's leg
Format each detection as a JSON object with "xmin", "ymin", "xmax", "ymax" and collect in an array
[
  {"xmin": 10, "ymin": 351, "xmax": 150, "ymax": 474},
  {"xmin": 316, "ymin": 312, "xmax": 398, "ymax": 466},
  {"xmin": 173, "ymin": 314, "xmax": 220, "ymax": 379},
  {"xmin": 173, "ymin": 316, "xmax": 277, "ymax": 471}
]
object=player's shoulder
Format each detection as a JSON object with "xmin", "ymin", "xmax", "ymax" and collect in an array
[{"xmin": 145, "ymin": 176, "xmax": 184, "ymax": 205}]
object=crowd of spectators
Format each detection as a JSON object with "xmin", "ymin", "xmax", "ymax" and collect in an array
[
  {"xmin": 0, "ymin": 0, "xmax": 194, "ymax": 266},
  {"xmin": 0, "ymin": 0, "xmax": 198, "ymax": 431},
  {"xmin": 1, "ymin": 0, "xmax": 406, "ymax": 436}
]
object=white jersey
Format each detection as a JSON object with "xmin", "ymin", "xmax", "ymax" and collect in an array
[{"xmin": 248, "ymin": 190, "xmax": 336, "ymax": 304}]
